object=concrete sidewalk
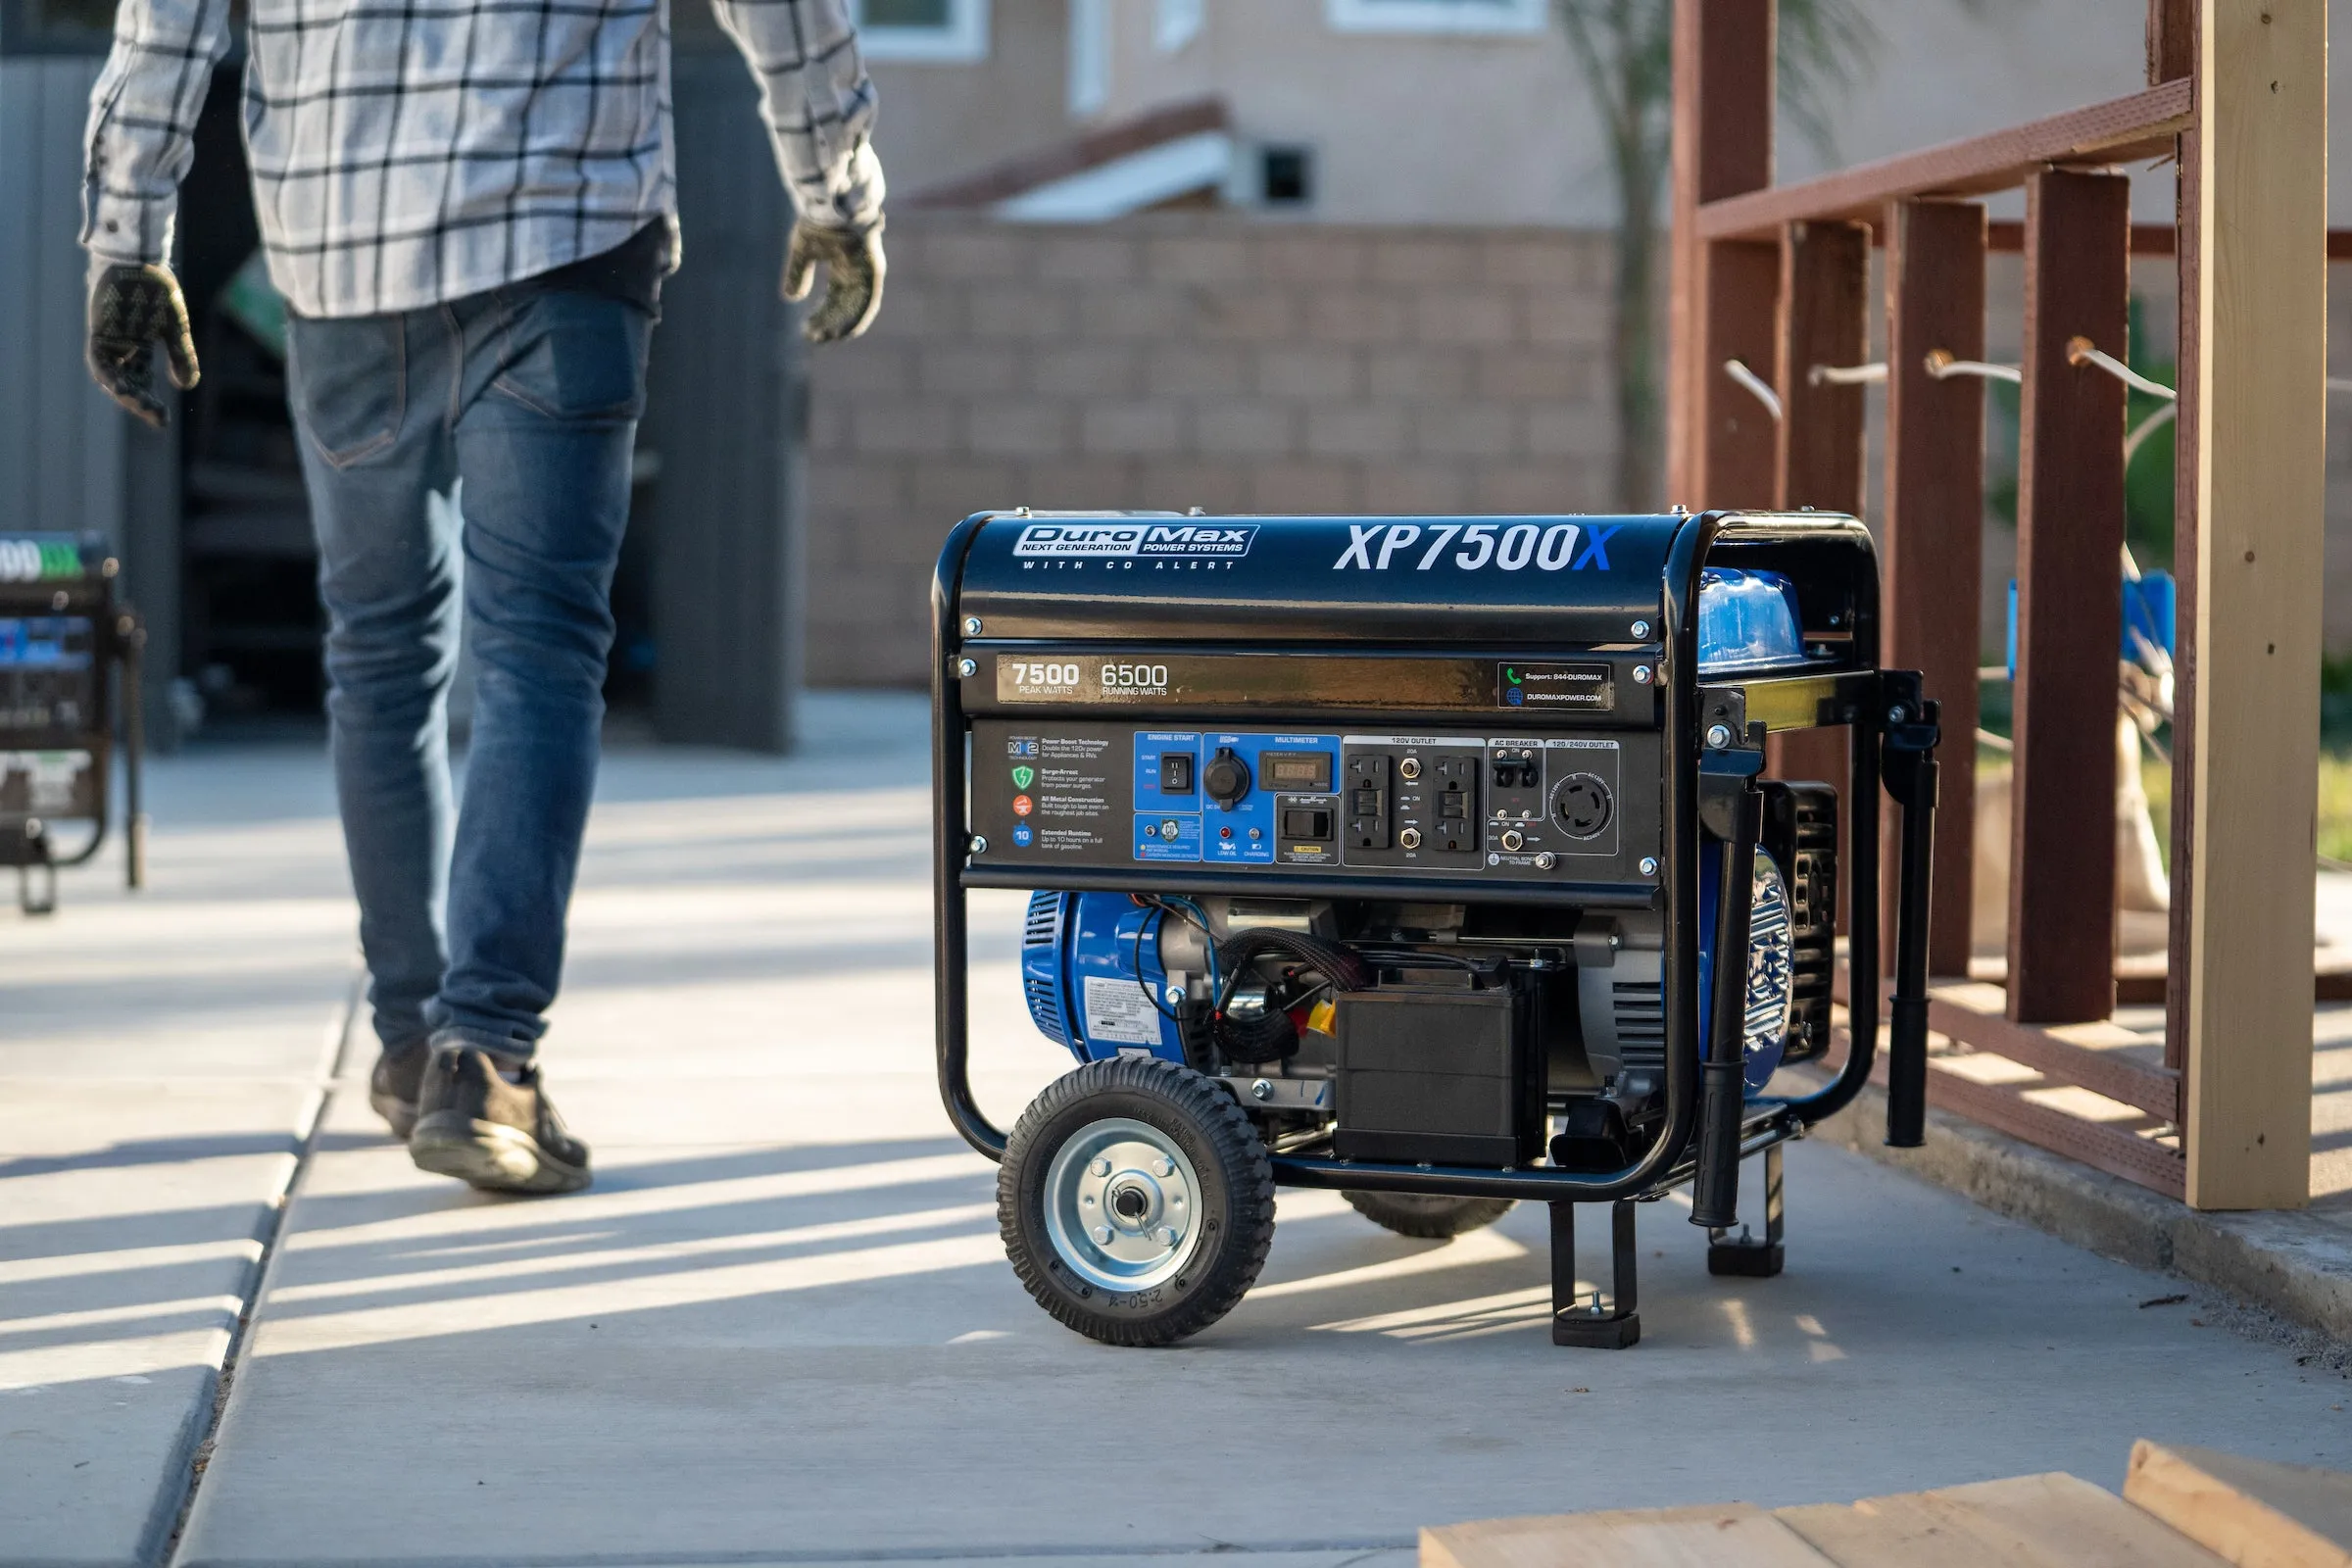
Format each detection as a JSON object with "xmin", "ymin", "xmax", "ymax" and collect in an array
[{"xmin": 6, "ymin": 695, "xmax": 2352, "ymax": 1567}]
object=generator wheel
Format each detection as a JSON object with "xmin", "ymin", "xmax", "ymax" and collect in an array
[
  {"xmin": 1342, "ymin": 1191, "xmax": 1518, "ymax": 1239},
  {"xmin": 999, "ymin": 1055, "xmax": 1275, "ymax": 1348}
]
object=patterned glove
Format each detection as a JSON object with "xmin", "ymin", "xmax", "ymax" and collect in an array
[
  {"xmin": 781, "ymin": 220, "xmax": 885, "ymax": 344},
  {"xmin": 87, "ymin": 263, "xmax": 201, "ymax": 428}
]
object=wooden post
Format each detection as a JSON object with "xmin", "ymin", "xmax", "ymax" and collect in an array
[
  {"xmin": 1667, "ymin": 0, "xmax": 1776, "ymax": 508},
  {"xmin": 2161, "ymin": 0, "xmax": 2201, "ymax": 1085},
  {"xmin": 1774, "ymin": 220, "xmax": 1869, "ymax": 511},
  {"xmin": 1766, "ymin": 220, "xmax": 1865, "ymax": 812},
  {"xmin": 2008, "ymin": 169, "xmax": 2129, "ymax": 1025},
  {"xmin": 2146, "ymin": 0, "xmax": 2194, "ymax": 84},
  {"xmin": 1882, "ymin": 200, "xmax": 1987, "ymax": 979},
  {"xmin": 2182, "ymin": 0, "xmax": 2326, "ymax": 1211}
]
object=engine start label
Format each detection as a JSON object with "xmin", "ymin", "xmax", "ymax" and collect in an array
[{"xmin": 1012, "ymin": 522, "xmax": 1257, "ymax": 561}]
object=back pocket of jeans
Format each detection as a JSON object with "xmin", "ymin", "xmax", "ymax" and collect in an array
[
  {"xmin": 489, "ymin": 291, "xmax": 649, "ymax": 421},
  {"xmin": 287, "ymin": 316, "xmax": 406, "ymax": 468}
]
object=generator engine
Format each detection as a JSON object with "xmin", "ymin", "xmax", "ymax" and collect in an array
[{"xmin": 933, "ymin": 511, "xmax": 1939, "ymax": 1351}]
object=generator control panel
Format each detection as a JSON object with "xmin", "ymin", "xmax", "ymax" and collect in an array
[{"xmin": 973, "ymin": 717, "xmax": 1658, "ymax": 886}]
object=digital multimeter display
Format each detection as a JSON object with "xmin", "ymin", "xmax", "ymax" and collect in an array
[{"xmin": 1259, "ymin": 752, "xmax": 1333, "ymax": 791}]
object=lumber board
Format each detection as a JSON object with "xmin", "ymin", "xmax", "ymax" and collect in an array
[
  {"xmin": 2147, "ymin": 0, "xmax": 2195, "ymax": 85},
  {"xmin": 1422, "ymin": 1502, "xmax": 1835, "ymax": 1568},
  {"xmin": 1828, "ymin": 970, "xmax": 2180, "ymax": 1124},
  {"xmin": 2165, "ymin": 0, "xmax": 2204, "ymax": 1077},
  {"xmin": 2181, "ymin": 0, "xmax": 2327, "ymax": 1210},
  {"xmin": 1693, "ymin": 238, "xmax": 1782, "ymax": 510},
  {"xmin": 1665, "ymin": 0, "xmax": 1772, "ymax": 505},
  {"xmin": 1820, "ymin": 1012, "xmax": 2186, "ymax": 1200},
  {"xmin": 2008, "ymin": 168, "xmax": 2130, "ymax": 1026},
  {"xmin": 2125, "ymin": 1440, "xmax": 2352, "ymax": 1567},
  {"xmin": 1780, "ymin": 1472, "xmax": 2226, "ymax": 1567},
  {"xmin": 1775, "ymin": 220, "xmax": 1869, "ymax": 514},
  {"xmin": 1762, "ymin": 219, "xmax": 1863, "ymax": 879},
  {"xmin": 1926, "ymin": 981, "xmax": 2179, "ymax": 1122},
  {"xmin": 1694, "ymin": 80, "xmax": 2191, "ymax": 241},
  {"xmin": 1881, "ymin": 200, "xmax": 1987, "ymax": 976}
]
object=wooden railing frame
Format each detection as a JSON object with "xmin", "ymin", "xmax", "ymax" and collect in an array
[{"xmin": 1667, "ymin": 0, "xmax": 2328, "ymax": 1209}]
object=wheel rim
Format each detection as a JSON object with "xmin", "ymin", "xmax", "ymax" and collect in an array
[{"xmin": 1041, "ymin": 1116, "xmax": 1206, "ymax": 1294}]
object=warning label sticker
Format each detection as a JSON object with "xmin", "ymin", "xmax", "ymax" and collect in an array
[{"xmin": 1083, "ymin": 975, "xmax": 1163, "ymax": 1047}]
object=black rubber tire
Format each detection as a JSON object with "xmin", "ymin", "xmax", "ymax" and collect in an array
[
  {"xmin": 1342, "ymin": 1191, "xmax": 1518, "ymax": 1239},
  {"xmin": 999, "ymin": 1056, "xmax": 1275, "ymax": 1347}
]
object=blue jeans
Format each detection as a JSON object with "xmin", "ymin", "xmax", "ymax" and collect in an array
[{"xmin": 287, "ymin": 283, "xmax": 653, "ymax": 1063}]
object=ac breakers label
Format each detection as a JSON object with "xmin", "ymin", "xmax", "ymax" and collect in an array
[{"xmin": 972, "ymin": 720, "xmax": 1650, "ymax": 881}]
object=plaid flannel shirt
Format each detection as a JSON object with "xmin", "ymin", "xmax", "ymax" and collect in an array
[{"xmin": 81, "ymin": 0, "xmax": 883, "ymax": 318}]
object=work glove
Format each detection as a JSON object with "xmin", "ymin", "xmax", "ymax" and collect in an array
[
  {"xmin": 782, "ymin": 220, "xmax": 885, "ymax": 344},
  {"xmin": 87, "ymin": 262, "xmax": 200, "ymax": 428}
]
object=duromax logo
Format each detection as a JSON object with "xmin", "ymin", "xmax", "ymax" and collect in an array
[{"xmin": 1013, "ymin": 522, "xmax": 1256, "ymax": 560}]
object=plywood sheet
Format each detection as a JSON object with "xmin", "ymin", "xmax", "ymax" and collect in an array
[
  {"xmin": 1422, "ymin": 1502, "xmax": 1835, "ymax": 1568},
  {"xmin": 2125, "ymin": 1440, "xmax": 2352, "ymax": 1567},
  {"xmin": 1781, "ymin": 1472, "xmax": 2225, "ymax": 1567}
]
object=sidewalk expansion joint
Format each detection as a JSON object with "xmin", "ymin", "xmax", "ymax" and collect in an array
[
  {"xmin": 171, "ymin": 1542, "xmax": 1419, "ymax": 1568},
  {"xmin": 156, "ymin": 972, "xmax": 362, "ymax": 1568}
]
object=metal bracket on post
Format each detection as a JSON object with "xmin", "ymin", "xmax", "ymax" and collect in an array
[
  {"xmin": 1549, "ymin": 1200, "xmax": 1642, "ymax": 1349},
  {"xmin": 1880, "ymin": 669, "xmax": 1943, "ymax": 1149}
]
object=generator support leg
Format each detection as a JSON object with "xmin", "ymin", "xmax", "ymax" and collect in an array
[
  {"xmin": 1549, "ymin": 1200, "xmax": 1642, "ymax": 1348},
  {"xmin": 1707, "ymin": 1140, "xmax": 1786, "ymax": 1277}
]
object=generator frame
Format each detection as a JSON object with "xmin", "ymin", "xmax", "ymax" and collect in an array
[
  {"xmin": 0, "ymin": 535, "xmax": 146, "ymax": 916},
  {"xmin": 931, "ymin": 509, "xmax": 1939, "ymax": 1348}
]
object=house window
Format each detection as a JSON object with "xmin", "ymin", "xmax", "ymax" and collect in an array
[
  {"xmin": 1324, "ymin": 0, "xmax": 1545, "ymax": 35},
  {"xmin": 855, "ymin": 0, "xmax": 990, "ymax": 62},
  {"xmin": 1260, "ymin": 147, "xmax": 1313, "ymax": 208}
]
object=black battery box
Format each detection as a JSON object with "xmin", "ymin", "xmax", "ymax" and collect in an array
[{"xmin": 1333, "ymin": 983, "xmax": 1544, "ymax": 1166}]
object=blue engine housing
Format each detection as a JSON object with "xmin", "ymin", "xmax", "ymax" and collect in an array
[
  {"xmin": 1022, "ymin": 892, "xmax": 1188, "ymax": 1064},
  {"xmin": 1027, "ymin": 869, "xmax": 1791, "ymax": 1094}
]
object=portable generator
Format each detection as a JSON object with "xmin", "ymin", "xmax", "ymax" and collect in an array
[
  {"xmin": 932, "ymin": 511, "xmax": 1939, "ymax": 1349},
  {"xmin": 0, "ymin": 533, "xmax": 145, "ymax": 915}
]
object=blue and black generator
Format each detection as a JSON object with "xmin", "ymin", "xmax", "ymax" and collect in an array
[
  {"xmin": 932, "ymin": 511, "xmax": 1939, "ymax": 1348},
  {"xmin": 0, "ymin": 533, "xmax": 145, "ymax": 914}
]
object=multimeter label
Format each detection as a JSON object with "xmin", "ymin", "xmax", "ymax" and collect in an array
[{"xmin": 1497, "ymin": 662, "xmax": 1614, "ymax": 711}]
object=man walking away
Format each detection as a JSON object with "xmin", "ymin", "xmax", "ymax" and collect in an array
[{"xmin": 80, "ymin": 0, "xmax": 887, "ymax": 1195}]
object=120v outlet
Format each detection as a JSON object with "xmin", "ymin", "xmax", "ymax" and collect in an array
[{"xmin": 1551, "ymin": 773, "xmax": 1613, "ymax": 840}]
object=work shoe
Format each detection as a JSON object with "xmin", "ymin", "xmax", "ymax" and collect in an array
[
  {"xmin": 368, "ymin": 1042, "xmax": 430, "ymax": 1140},
  {"xmin": 408, "ymin": 1046, "xmax": 592, "ymax": 1195}
]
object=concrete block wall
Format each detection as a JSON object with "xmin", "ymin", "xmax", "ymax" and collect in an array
[{"xmin": 804, "ymin": 213, "xmax": 1618, "ymax": 685}]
